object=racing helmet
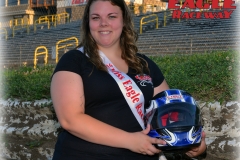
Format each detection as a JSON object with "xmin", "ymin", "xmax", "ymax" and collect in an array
[{"xmin": 146, "ymin": 89, "xmax": 203, "ymax": 151}]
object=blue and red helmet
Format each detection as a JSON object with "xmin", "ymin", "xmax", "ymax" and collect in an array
[{"xmin": 146, "ymin": 89, "xmax": 203, "ymax": 151}]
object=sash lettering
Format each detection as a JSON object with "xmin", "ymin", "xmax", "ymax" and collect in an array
[{"xmin": 78, "ymin": 47, "xmax": 145, "ymax": 129}]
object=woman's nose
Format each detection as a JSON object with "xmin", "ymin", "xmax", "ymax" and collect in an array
[{"xmin": 100, "ymin": 18, "xmax": 109, "ymax": 27}]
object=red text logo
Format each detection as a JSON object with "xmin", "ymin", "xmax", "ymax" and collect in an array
[{"xmin": 168, "ymin": 0, "xmax": 236, "ymax": 19}]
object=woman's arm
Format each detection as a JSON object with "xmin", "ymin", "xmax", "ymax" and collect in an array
[
  {"xmin": 153, "ymin": 80, "xmax": 169, "ymax": 96},
  {"xmin": 51, "ymin": 71, "xmax": 166, "ymax": 155}
]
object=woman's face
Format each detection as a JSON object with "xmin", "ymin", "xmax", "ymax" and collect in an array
[{"xmin": 89, "ymin": 0, "xmax": 124, "ymax": 49}]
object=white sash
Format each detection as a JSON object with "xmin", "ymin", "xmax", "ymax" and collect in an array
[{"xmin": 78, "ymin": 47, "xmax": 145, "ymax": 129}]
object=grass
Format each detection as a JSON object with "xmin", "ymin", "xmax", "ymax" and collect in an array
[
  {"xmin": 2, "ymin": 65, "xmax": 54, "ymax": 101},
  {"xmin": 1, "ymin": 50, "xmax": 239, "ymax": 102},
  {"xmin": 151, "ymin": 50, "xmax": 239, "ymax": 102}
]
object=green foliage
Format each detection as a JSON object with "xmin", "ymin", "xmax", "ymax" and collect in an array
[
  {"xmin": 1, "ymin": 51, "xmax": 239, "ymax": 102},
  {"xmin": 150, "ymin": 50, "xmax": 239, "ymax": 102},
  {"xmin": 2, "ymin": 65, "xmax": 54, "ymax": 101}
]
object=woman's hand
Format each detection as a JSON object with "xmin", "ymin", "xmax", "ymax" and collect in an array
[
  {"xmin": 186, "ymin": 131, "xmax": 207, "ymax": 158},
  {"xmin": 127, "ymin": 124, "xmax": 166, "ymax": 155}
]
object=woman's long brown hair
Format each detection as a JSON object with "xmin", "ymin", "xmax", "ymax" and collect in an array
[{"xmin": 77, "ymin": 0, "xmax": 148, "ymax": 74}]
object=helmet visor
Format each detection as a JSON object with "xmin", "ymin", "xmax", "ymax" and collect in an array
[{"xmin": 151, "ymin": 102, "xmax": 201, "ymax": 129}]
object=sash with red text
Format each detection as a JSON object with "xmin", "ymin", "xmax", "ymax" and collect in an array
[{"xmin": 78, "ymin": 47, "xmax": 145, "ymax": 129}]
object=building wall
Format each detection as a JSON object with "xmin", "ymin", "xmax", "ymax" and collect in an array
[
  {"xmin": 125, "ymin": 0, "xmax": 167, "ymax": 15},
  {"xmin": 143, "ymin": 0, "xmax": 167, "ymax": 11}
]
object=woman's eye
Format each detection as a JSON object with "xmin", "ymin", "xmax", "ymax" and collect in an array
[
  {"xmin": 92, "ymin": 17, "xmax": 99, "ymax": 20},
  {"xmin": 109, "ymin": 16, "xmax": 116, "ymax": 19}
]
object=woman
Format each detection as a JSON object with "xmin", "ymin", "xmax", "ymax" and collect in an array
[{"xmin": 51, "ymin": 0, "xmax": 206, "ymax": 159}]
